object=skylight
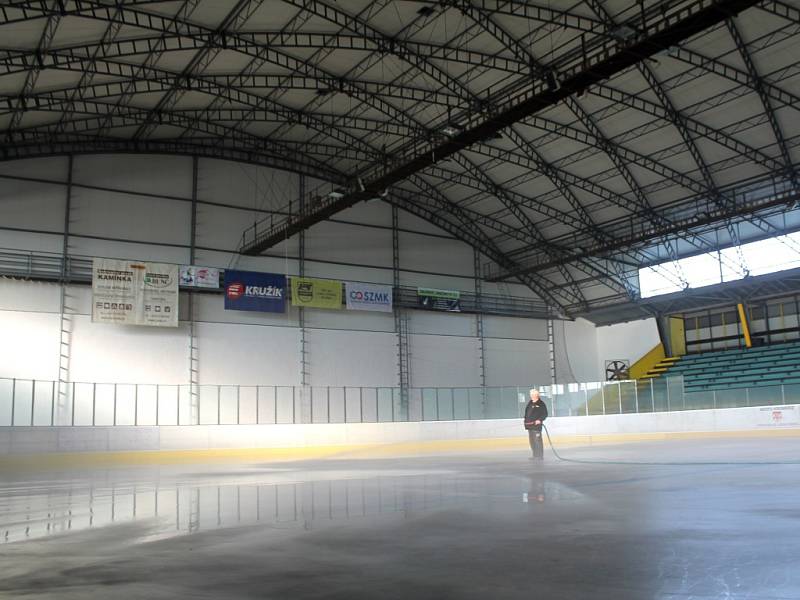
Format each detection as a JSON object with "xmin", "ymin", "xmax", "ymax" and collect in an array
[{"xmin": 638, "ymin": 231, "xmax": 800, "ymax": 298}]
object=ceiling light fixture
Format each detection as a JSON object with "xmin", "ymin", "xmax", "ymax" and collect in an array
[{"xmin": 442, "ymin": 123, "xmax": 463, "ymax": 137}]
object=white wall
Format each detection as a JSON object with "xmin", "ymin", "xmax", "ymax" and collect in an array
[
  {"xmin": 553, "ymin": 318, "xmax": 599, "ymax": 383},
  {"xmin": 0, "ymin": 154, "xmax": 566, "ymax": 395},
  {"xmin": 551, "ymin": 317, "xmax": 662, "ymax": 384},
  {"xmin": 596, "ymin": 318, "xmax": 660, "ymax": 377}
]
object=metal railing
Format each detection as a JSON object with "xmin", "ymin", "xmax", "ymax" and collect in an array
[
  {"xmin": 1, "ymin": 375, "xmax": 797, "ymax": 427},
  {"xmin": 0, "ymin": 248, "xmax": 556, "ymax": 319}
]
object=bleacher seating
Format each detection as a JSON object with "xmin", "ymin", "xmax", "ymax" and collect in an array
[{"xmin": 657, "ymin": 340, "xmax": 800, "ymax": 392}]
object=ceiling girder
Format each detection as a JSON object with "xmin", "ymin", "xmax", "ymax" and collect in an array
[
  {"xmin": 450, "ymin": 153, "xmax": 589, "ymax": 307},
  {"xmin": 3, "ymin": 0, "xmax": 63, "ymax": 141},
  {"xmin": 0, "ymin": 137, "xmax": 347, "ymax": 182},
  {"xmin": 725, "ymin": 17, "xmax": 798, "ymax": 189},
  {"xmin": 399, "ymin": 178, "xmax": 577, "ymax": 308}
]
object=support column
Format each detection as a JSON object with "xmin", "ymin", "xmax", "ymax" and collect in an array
[
  {"xmin": 474, "ymin": 249, "xmax": 486, "ymax": 417},
  {"xmin": 57, "ymin": 155, "xmax": 74, "ymax": 424},
  {"xmin": 188, "ymin": 156, "xmax": 199, "ymax": 424},
  {"xmin": 547, "ymin": 319, "xmax": 556, "ymax": 386},
  {"xmin": 737, "ymin": 303, "xmax": 752, "ymax": 348},
  {"xmin": 298, "ymin": 175, "xmax": 311, "ymax": 422},
  {"xmin": 393, "ymin": 206, "xmax": 411, "ymax": 420}
]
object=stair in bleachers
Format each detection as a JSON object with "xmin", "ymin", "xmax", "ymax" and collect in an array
[
  {"xmin": 669, "ymin": 340, "xmax": 800, "ymax": 392},
  {"xmin": 639, "ymin": 355, "xmax": 681, "ymax": 382}
]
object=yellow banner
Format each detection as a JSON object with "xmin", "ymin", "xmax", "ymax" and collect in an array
[{"xmin": 291, "ymin": 277, "xmax": 342, "ymax": 309}]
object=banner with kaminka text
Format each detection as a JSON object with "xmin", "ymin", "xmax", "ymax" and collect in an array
[{"xmin": 92, "ymin": 258, "xmax": 179, "ymax": 327}]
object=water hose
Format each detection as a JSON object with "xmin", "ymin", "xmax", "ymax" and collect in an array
[{"xmin": 541, "ymin": 423, "xmax": 800, "ymax": 466}]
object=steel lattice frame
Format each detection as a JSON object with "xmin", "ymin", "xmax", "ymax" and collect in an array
[{"xmin": 2, "ymin": 0, "xmax": 799, "ymax": 316}]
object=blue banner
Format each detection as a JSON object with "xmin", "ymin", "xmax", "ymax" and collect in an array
[{"xmin": 224, "ymin": 270, "xmax": 286, "ymax": 313}]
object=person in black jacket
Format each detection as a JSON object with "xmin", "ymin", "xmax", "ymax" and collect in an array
[{"xmin": 524, "ymin": 389, "xmax": 548, "ymax": 460}]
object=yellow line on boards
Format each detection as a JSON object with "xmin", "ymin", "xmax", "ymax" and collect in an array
[{"xmin": 1, "ymin": 428, "xmax": 799, "ymax": 470}]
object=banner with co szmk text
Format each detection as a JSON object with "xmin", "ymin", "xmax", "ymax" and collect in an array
[
  {"xmin": 345, "ymin": 282, "xmax": 393, "ymax": 312},
  {"xmin": 291, "ymin": 277, "xmax": 342, "ymax": 309},
  {"xmin": 92, "ymin": 258, "xmax": 179, "ymax": 327},
  {"xmin": 224, "ymin": 270, "xmax": 286, "ymax": 313}
]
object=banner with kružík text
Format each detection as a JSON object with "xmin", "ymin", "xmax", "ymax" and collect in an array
[{"xmin": 224, "ymin": 270, "xmax": 286, "ymax": 313}]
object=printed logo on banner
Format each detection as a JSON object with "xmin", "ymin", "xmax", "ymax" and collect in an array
[
  {"xmin": 224, "ymin": 270, "xmax": 286, "ymax": 313},
  {"xmin": 290, "ymin": 277, "xmax": 342, "ymax": 309},
  {"xmin": 345, "ymin": 282, "xmax": 393, "ymax": 313},
  {"xmin": 145, "ymin": 272, "xmax": 173, "ymax": 288},
  {"xmin": 297, "ymin": 282, "xmax": 314, "ymax": 303},
  {"xmin": 226, "ymin": 283, "xmax": 245, "ymax": 299}
]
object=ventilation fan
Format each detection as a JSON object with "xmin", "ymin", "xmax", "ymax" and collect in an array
[{"xmin": 605, "ymin": 360, "xmax": 630, "ymax": 381}]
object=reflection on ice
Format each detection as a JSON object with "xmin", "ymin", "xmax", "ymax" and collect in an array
[{"xmin": 0, "ymin": 468, "xmax": 585, "ymax": 544}]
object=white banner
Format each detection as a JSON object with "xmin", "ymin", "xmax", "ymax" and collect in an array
[
  {"xmin": 757, "ymin": 405, "xmax": 799, "ymax": 427},
  {"xmin": 180, "ymin": 265, "xmax": 219, "ymax": 288},
  {"xmin": 345, "ymin": 282, "xmax": 393, "ymax": 313},
  {"xmin": 92, "ymin": 258, "xmax": 179, "ymax": 327}
]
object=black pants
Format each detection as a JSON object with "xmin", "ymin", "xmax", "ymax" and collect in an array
[{"xmin": 528, "ymin": 428, "xmax": 543, "ymax": 458}]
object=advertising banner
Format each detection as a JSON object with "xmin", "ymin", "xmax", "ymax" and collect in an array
[
  {"xmin": 757, "ymin": 405, "xmax": 800, "ymax": 427},
  {"xmin": 92, "ymin": 258, "xmax": 179, "ymax": 327},
  {"xmin": 291, "ymin": 277, "xmax": 343, "ymax": 309},
  {"xmin": 345, "ymin": 282, "xmax": 393, "ymax": 313},
  {"xmin": 418, "ymin": 287, "xmax": 461, "ymax": 312},
  {"xmin": 180, "ymin": 265, "xmax": 220, "ymax": 289},
  {"xmin": 224, "ymin": 270, "xmax": 286, "ymax": 313}
]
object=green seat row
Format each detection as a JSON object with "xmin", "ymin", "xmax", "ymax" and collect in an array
[
  {"xmin": 675, "ymin": 362, "xmax": 800, "ymax": 378},
  {"xmin": 686, "ymin": 377, "xmax": 800, "ymax": 392},
  {"xmin": 681, "ymin": 340, "xmax": 800, "ymax": 357},
  {"xmin": 670, "ymin": 357, "xmax": 800, "ymax": 377},
  {"xmin": 678, "ymin": 345, "xmax": 800, "ymax": 367},
  {"xmin": 686, "ymin": 373, "xmax": 796, "ymax": 389}
]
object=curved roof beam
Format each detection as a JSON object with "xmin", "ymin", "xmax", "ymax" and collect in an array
[
  {"xmin": 399, "ymin": 178, "xmax": 579, "ymax": 309},
  {"xmin": 454, "ymin": 0, "xmax": 679, "ymax": 288},
  {"xmin": 438, "ymin": 3, "xmax": 692, "ymax": 230},
  {"xmin": 3, "ymin": 0, "xmax": 63, "ymax": 142},
  {"xmin": 446, "ymin": 0, "xmax": 639, "ymax": 298},
  {"xmin": 583, "ymin": 0, "xmax": 789, "ymax": 251},
  {"xmin": 269, "ymin": 0, "xmax": 578, "ymax": 302},
  {"xmin": 725, "ymin": 17, "xmax": 798, "ymax": 189},
  {"xmin": 0, "ymin": 138, "xmax": 347, "ymax": 182},
  {"xmin": 0, "ymin": 57, "xmax": 464, "ymax": 107},
  {"xmin": 2, "ymin": 99, "xmax": 422, "ymax": 139},
  {"xmin": 0, "ymin": 56, "xmax": 379, "ymax": 162},
  {"xmin": 2, "ymin": 1, "xmax": 441, "ymax": 142},
  {"xmin": 588, "ymin": 84, "xmax": 784, "ymax": 173},
  {"xmin": 448, "ymin": 153, "xmax": 588, "ymax": 306},
  {"xmin": 0, "ymin": 32, "xmax": 529, "ymax": 75},
  {"xmin": 265, "ymin": 1, "xmax": 482, "ymax": 171},
  {"xmin": 5, "ymin": 125, "xmax": 349, "ymax": 178}
]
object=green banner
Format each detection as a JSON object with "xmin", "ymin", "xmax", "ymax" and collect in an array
[
  {"xmin": 417, "ymin": 288, "xmax": 460, "ymax": 300},
  {"xmin": 418, "ymin": 287, "xmax": 461, "ymax": 312},
  {"xmin": 291, "ymin": 277, "xmax": 342, "ymax": 309}
]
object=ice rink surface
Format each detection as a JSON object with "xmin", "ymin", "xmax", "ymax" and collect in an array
[{"xmin": 1, "ymin": 437, "xmax": 799, "ymax": 599}]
